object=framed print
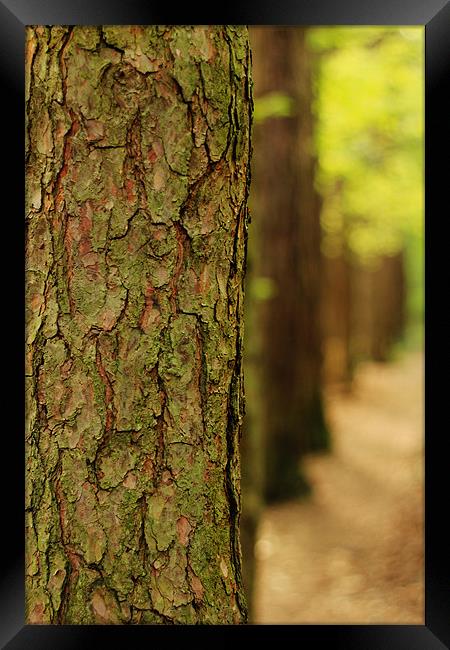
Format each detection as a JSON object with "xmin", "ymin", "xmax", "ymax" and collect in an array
[{"xmin": 2, "ymin": 0, "xmax": 448, "ymax": 647}]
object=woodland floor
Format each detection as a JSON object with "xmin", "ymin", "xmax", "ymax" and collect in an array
[{"xmin": 252, "ymin": 351, "xmax": 424, "ymax": 624}]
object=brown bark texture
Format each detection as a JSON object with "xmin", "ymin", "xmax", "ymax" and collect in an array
[{"xmin": 25, "ymin": 25, "xmax": 252, "ymax": 625}]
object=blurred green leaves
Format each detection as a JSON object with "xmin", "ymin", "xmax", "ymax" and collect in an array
[
  {"xmin": 308, "ymin": 26, "xmax": 424, "ymax": 327},
  {"xmin": 254, "ymin": 92, "xmax": 295, "ymax": 124},
  {"xmin": 249, "ymin": 276, "xmax": 278, "ymax": 301},
  {"xmin": 308, "ymin": 26, "xmax": 423, "ymax": 262}
]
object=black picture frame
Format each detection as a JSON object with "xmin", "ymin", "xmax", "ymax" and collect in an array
[{"xmin": 3, "ymin": 0, "xmax": 448, "ymax": 647}]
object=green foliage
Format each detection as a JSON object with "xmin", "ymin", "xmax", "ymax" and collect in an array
[
  {"xmin": 308, "ymin": 26, "xmax": 424, "ymax": 327},
  {"xmin": 249, "ymin": 276, "xmax": 278, "ymax": 301},
  {"xmin": 253, "ymin": 91, "xmax": 295, "ymax": 123}
]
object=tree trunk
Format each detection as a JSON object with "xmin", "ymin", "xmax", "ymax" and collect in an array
[
  {"xmin": 248, "ymin": 27, "xmax": 329, "ymax": 506},
  {"xmin": 370, "ymin": 252, "xmax": 406, "ymax": 361},
  {"xmin": 350, "ymin": 257, "xmax": 374, "ymax": 367},
  {"xmin": 240, "ymin": 207, "xmax": 265, "ymax": 617},
  {"xmin": 295, "ymin": 34, "xmax": 330, "ymax": 454},
  {"xmin": 322, "ymin": 248, "xmax": 355, "ymax": 390},
  {"xmin": 25, "ymin": 25, "xmax": 252, "ymax": 625},
  {"xmin": 390, "ymin": 250, "xmax": 406, "ymax": 343}
]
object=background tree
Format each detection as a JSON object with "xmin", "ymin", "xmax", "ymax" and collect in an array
[
  {"xmin": 25, "ymin": 25, "xmax": 252, "ymax": 625},
  {"xmin": 241, "ymin": 26, "xmax": 329, "ymax": 614},
  {"xmin": 246, "ymin": 26, "xmax": 329, "ymax": 504}
]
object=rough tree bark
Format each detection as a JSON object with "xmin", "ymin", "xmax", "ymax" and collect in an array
[{"xmin": 25, "ymin": 25, "xmax": 252, "ymax": 625}]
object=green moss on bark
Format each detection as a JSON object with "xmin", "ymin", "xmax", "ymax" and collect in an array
[{"xmin": 26, "ymin": 25, "xmax": 252, "ymax": 625}]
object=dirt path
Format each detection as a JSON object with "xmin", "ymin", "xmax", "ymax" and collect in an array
[{"xmin": 252, "ymin": 351, "xmax": 424, "ymax": 624}]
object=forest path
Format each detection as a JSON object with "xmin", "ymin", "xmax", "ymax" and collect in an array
[{"xmin": 252, "ymin": 351, "xmax": 424, "ymax": 623}]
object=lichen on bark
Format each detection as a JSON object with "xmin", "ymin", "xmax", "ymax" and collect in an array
[{"xmin": 25, "ymin": 25, "xmax": 252, "ymax": 624}]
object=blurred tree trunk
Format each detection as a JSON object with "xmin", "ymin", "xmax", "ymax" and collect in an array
[
  {"xmin": 351, "ymin": 257, "xmax": 374, "ymax": 368},
  {"xmin": 241, "ymin": 31, "xmax": 329, "ymax": 616},
  {"xmin": 25, "ymin": 25, "xmax": 252, "ymax": 625},
  {"xmin": 240, "ymin": 268, "xmax": 265, "ymax": 618},
  {"xmin": 252, "ymin": 26, "xmax": 329, "ymax": 502},
  {"xmin": 322, "ymin": 250, "xmax": 355, "ymax": 388},
  {"xmin": 324, "ymin": 249, "xmax": 406, "ymax": 388},
  {"xmin": 295, "ymin": 37, "xmax": 330, "ymax": 454},
  {"xmin": 390, "ymin": 250, "xmax": 406, "ymax": 342},
  {"xmin": 370, "ymin": 252, "xmax": 406, "ymax": 361}
]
